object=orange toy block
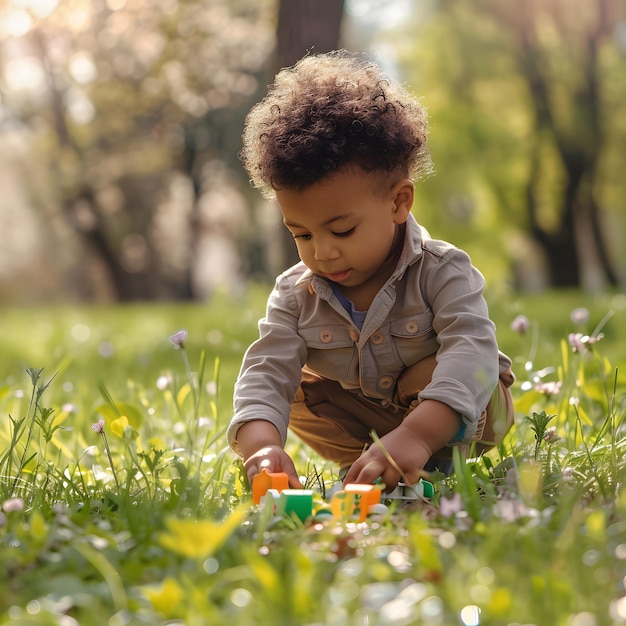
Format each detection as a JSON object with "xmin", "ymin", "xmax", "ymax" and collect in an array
[
  {"xmin": 252, "ymin": 469, "xmax": 290, "ymax": 504},
  {"xmin": 331, "ymin": 483, "xmax": 382, "ymax": 522}
]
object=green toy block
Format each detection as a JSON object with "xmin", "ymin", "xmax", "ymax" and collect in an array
[
  {"xmin": 277, "ymin": 489, "xmax": 313, "ymax": 522},
  {"xmin": 421, "ymin": 480, "xmax": 435, "ymax": 498}
]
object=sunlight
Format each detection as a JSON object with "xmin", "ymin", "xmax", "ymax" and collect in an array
[
  {"xmin": 68, "ymin": 52, "xmax": 97, "ymax": 84},
  {"xmin": 105, "ymin": 0, "xmax": 127, "ymax": 10},
  {"xmin": 346, "ymin": 0, "xmax": 411, "ymax": 27},
  {"xmin": 66, "ymin": 87, "xmax": 96, "ymax": 125},
  {"xmin": 10, "ymin": 0, "xmax": 58, "ymax": 19},
  {"xmin": 1, "ymin": 0, "xmax": 58, "ymax": 38},
  {"xmin": 1, "ymin": 8, "xmax": 32, "ymax": 37},
  {"xmin": 3, "ymin": 56, "xmax": 45, "ymax": 92}
]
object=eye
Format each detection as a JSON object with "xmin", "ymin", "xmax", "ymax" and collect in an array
[
  {"xmin": 332, "ymin": 227, "xmax": 356, "ymax": 238},
  {"xmin": 292, "ymin": 233, "xmax": 312, "ymax": 241}
]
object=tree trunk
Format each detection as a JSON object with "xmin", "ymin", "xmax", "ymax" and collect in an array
[
  {"xmin": 511, "ymin": 3, "xmax": 618, "ymax": 288},
  {"xmin": 275, "ymin": 0, "xmax": 346, "ymax": 270},
  {"xmin": 587, "ymin": 194, "xmax": 619, "ymax": 286},
  {"xmin": 524, "ymin": 146, "xmax": 581, "ymax": 287},
  {"xmin": 277, "ymin": 0, "xmax": 345, "ymax": 67}
]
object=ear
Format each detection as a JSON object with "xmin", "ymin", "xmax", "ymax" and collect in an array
[{"xmin": 391, "ymin": 179, "xmax": 414, "ymax": 224}]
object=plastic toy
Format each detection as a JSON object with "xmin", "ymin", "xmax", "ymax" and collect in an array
[
  {"xmin": 252, "ymin": 469, "xmax": 290, "ymax": 503},
  {"xmin": 330, "ymin": 483, "xmax": 381, "ymax": 522},
  {"xmin": 252, "ymin": 469, "xmax": 434, "ymax": 523},
  {"xmin": 258, "ymin": 488, "xmax": 314, "ymax": 522},
  {"xmin": 277, "ymin": 489, "xmax": 314, "ymax": 521},
  {"xmin": 385, "ymin": 480, "xmax": 434, "ymax": 501}
]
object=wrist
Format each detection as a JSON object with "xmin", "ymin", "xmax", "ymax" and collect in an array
[
  {"xmin": 402, "ymin": 400, "xmax": 461, "ymax": 454},
  {"xmin": 236, "ymin": 420, "xmax": 283, "ymax": 459}
]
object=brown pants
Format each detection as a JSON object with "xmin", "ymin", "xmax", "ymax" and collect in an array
[{"xmin": 289, "ymin": 354, "xmax": 515, "ymax": 470}]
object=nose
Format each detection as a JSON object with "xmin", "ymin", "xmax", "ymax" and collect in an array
[{"xmin": 314, "ymin": 237, "xmax": 340, "ymax": 261}]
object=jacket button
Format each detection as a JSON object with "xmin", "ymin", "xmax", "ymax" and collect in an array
[
  {"xmin": 405, "ymin": 321, "xmax": 419, "ymax": 333},
  {"xmin": 379, "ymin": 376, "xmax": 394, "ymax": 389},
  {"xmin": 319, "ymin": 330, "xmax": 333, "ymax": 343},
  {"xmin": 371, "ymin": 332, "xmax": 384, "ymax": 345},
  {"xmin": 349, "ymin": 329, "xmax": 359, "ymax": 342}
]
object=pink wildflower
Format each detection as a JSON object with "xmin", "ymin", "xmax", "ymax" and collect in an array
[
  {"xmin": 568, "ymin": 333, "xmax": 587, "ymax": 353},
  {"xmin": 511, "ymin": 315, "xmax": 530, "ymax": 335},
  {"xmin": 569, "ymin": 332, "xmax": 604, "ymax": 353},
  {"xmin": 570, "ymin": 308, "xmax": 590, "ymax": 325},
  {"xmin": 439, "ymin": 493, "xmax": 464, "ymax": 518},
  {"xmin": 169, "ymin": 329, "xmax": 188, "ymax": 349},
  {"xmin": 493, "ymin": 498, "xmax": 537, "ymax": 523},
  {"xmin": 534, "ymin": 380, "xmax": 562, "ymax": 396},
  {"xmin": 2, "ymin": 497, "xmax": 24, "ymax": 513},
  {"xmin": 90, "ymin": 417, "xmax": 105, "ymax": 433},
  {"xmin": 542, "ymin": 427, "xmax": 560, "ymax": 443}
]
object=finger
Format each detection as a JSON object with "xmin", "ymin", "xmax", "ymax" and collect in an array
[
  {"xmin": 244, "ymin": 465, "xmax": 260, "ymax": 485},
  {"xmin": 287, "ymin": 472, "xmax": 302, "ymax": 488},
  {"xmin": 350, "ymin": 460, "xmax": 386, "ymax": 485},
  {"xmin": 244, "ymin": 457, "xmax": 271, "ymax": 483},
  {"xmin": 379, "ymin": 467, "xmax": 401, "ymax": 491},
  {"xmin": 342, "ymin": 460, "xmax": 364, "ymax": 486},
  {"xmin": 404, "ymin": 466, "xmax": 429, "ymax": 485},
  {"xmin": 279, "ymin": 455, "xmax": 302, "ymax": 488}
]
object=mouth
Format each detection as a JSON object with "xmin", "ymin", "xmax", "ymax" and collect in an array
[{"xmin": 324, "ymin": 269, "xmax": 352, "ymax": 283}]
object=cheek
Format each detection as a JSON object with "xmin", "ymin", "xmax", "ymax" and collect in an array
[
  {"xmin": 362, "ymin": 224, "xmax": 393, "ymax": 249},
  {"xmin": 294, "ymin": 240, "xmax": 311, "ymax": 260}
]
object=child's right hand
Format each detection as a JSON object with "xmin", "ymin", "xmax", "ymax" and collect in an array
[
  {"xmin": 236, "ymin": 420, "xmax": 301, "ymax": 489},
  {"xmin": 243, "ymin": 445, "xmax": 301, "ymax": 489}
]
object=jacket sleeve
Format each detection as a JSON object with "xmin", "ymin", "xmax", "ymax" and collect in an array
[
  {"xmin": 227, "ymin": 275, "xmax": 308, "ymax": 455},
  {"xmin": 417, "ymin": 246, "xmax": 500, "ymax": 441}
]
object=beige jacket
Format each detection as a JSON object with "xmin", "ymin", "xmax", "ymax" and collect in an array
[{"xmin": 228, "ymin": 214, "xmax": 512, "ymax": 454}]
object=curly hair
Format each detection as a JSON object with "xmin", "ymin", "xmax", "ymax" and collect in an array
[{"xmin": 240, "ymin": 50, "xmax": 431, "ymax": 198}]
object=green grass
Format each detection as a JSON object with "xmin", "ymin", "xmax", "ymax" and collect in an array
[{"xmin": 0, "ymin": 286, "xmax": 625, "ymax": 625}]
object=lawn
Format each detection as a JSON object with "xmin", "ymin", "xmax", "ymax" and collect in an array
[{"xmin": 1, "ymin": 285, "xmax": 625, "ymax": 626}]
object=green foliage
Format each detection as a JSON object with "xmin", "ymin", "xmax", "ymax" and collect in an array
[
  {"xmin": 0, "ymin": 289, "xmax": 625, "ymax": 624},
  {"xmin": 386, "ymin": 0, "xmax": 626, "ymax": 288}
]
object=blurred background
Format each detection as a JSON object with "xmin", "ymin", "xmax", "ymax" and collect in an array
[{"xmin": 0, "ymin": 0, "xmax": 624, "ymax": 305}]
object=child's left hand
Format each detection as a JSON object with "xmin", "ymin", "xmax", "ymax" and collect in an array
[
  {"xmin": 342, "ymin": 423, "xmax": 431, "ymax": 489},
  {"xmin": 342, "ymin": 399, "xmax": 460, "ymax": 489}
]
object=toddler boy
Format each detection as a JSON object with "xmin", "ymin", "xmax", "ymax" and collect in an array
[{"xmin": 227, "ymin": 51, "xmax": 514, "ymax": 490}]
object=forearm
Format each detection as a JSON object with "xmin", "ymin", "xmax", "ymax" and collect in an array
[
  {"xmin": 235, "ymin": 420, "xmax": 284, "ymax": 459},
  {"xmin": 401, "ymin": 399, "xmax": 461, "ymax": 457}
]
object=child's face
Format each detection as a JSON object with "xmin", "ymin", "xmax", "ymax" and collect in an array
[{"xmin": 277, "ymin": 168, "xmax": 413, "ymax": 297}]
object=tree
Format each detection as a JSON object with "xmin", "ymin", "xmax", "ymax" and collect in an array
[
  {"xmin": 0, "ymin": 0, "xmax": 276, "ymax": 300},
  {"xmin": 276, "ymin": 0, "xmax": 345, "ymax": 67},
  {"xmin": 272, "ymin": 0, "xmax": 346, "ymax": 270},
  {"xmin": 393, "ymin": 0, "xmax": 625, "ymax": 289},
  {"xmin": 495, "ymin": 0, "xmax": 621, "ymax": 287}
]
